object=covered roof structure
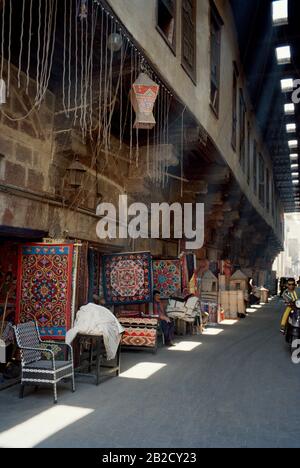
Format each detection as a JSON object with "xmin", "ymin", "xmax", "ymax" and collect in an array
[{"xmin": 231, "ymin": 0, "xmax": 300, "ymax": 212}]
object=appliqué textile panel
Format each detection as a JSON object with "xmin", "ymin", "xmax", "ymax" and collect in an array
[
  {"xmin": 88, "ymin": 249, "xmax": 103, "ymax": 303},
  {"xmin": 103, "ymin": 253, "xmax": 152, "ymax": 305},
  {"xmin": 16, "ymin": 244, "xmax": 74, "ymax": 340},
  {"xmin": 119, "ymin": 317, "xmax": 158, "ymax": 349},
  {"xmin": 153, "ymin": 260, "xmax": 181, "ymax": 299},
  {"xmin": 0, "ymin": 242, "xmax": 18, "ymax": 322},
  {"xmin": 76, "ymin": 242, "xmax": 89, "ymax": 309}
]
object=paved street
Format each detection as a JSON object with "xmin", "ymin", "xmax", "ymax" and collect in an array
[{"xmin": 0, "ymin": 298, "xmax": 299, "ymax": 448}]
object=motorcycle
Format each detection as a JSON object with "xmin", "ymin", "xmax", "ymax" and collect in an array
[{"xmin": 286, "ymin": 300, "xmax": 300, "ymax": 354}]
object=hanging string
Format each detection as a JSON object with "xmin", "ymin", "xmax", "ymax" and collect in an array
[
  {"xmin": 1, "ymin": 0, "xmax": 5, "ymax": 82},
  {"xmin": 38, "ymin": 0, "xmax": 49, "ymax": 101},
  {"xmin": 97, "ymin": 7, "xmax": 104, "ymax": 146},
  {"xmin": 88, "ymin": 2, "xmax": 97, "ymax": 140},
  {"xmin": 147, "ymin": 129, "xmax": 150, "ymax": 176},
  {"xmin": 119, "ymin": 30, "xmax": 124, "ymax": 150},
  {"xmin": 68, "ymin": 0, "xmax": 73, "ymax": 115},
  {"xmin": 181, "ymin": 106, "xmax": 187, "ymax": 198},
  {"xmin": 36, "ymin": 0, "xmax": 42, "ymax": 96},
  {"xmin": 74, "ymin": 2, "xmax": 79, "ymax": 124},
  {"xmin": 62, "ymin": 0, "xmax": 68, "ymax": 115},
  {"xmin": 107, "ymin": 18, "xmax": 114, "ymax": 150},
  {"xmin": 129, "ymin": 45, "xmax": 133, "ymax": 163},
  {"xmin": 156, "ymin": 81, "xmax": 161, "ymax": 184},
  {"xmin": 41, "ymin": 0, "xmax": 58, "ymax": 100},
  {"xmin": 1, "ymin": 0, "xmax": 58, "ymax": 121},
  {"xmin": 82, "ymin": 1, "xmax": 89, "ymax": 139},
  {"xmin": 26, "ymin": 0, "xmax": 33, "ymax": 94},
  {"xmin": 18, "ymin": 0, "xmax": 25, "ymax": 88},
  {"xmin": 160, "ymin": 88, "xmax": 164, "ymax": 184},
  {"xmin": 102, "ymin": 11, "xmax": 109, "ymax": 156},
  {"xmin": 80, "ymin": 15, "xmax": 84, "ymax": 134},
  {"xmin": 40, "ymin": 0, "xmax": 54, "ymax": 103},
  {"xmin": 7, "ymin": 0, "xmax": 12, "ymax": 97}
]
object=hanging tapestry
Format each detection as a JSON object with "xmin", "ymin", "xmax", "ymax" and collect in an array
[
  {"xmin": 16, "ymin": 244, "xmax": 74, "ymax": 341},
  {"xmin": 152, "ymin": 260, "xmax": 181, "ymax": 299},
  {"xmin": 88, "ymin": 249, "xmax": 102, "ymax": 303},
  {"xmin": 103, "ymin": 252, "xmax": 152, "ymax": 305},
  {"xmin": 76, "ymin": 242, "xmax": 89, "ymax": 309},
  {"xmin": 0, "ymin": 242, "xmax": 18, "ymax": 323}
]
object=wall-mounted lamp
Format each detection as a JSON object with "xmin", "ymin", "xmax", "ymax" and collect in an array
[{"xmin": 66, "ymin": 156, "xmax": 87, "ymax": 189}]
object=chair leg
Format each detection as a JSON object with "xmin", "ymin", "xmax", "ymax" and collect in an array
[
  {"xmin": 53, "ymin": 383, "xmax": 58, "ymax": 404},
  {"xmin": 116, "ymin": 347, "xmax": 121, "ymax": 376},
  {"xmin": 71, "ymin": 370, "xmax": 76, "ymax": 393},
  {"xmin": 19, "ymin": 384, "xmax": 25, "ymax": 399}
]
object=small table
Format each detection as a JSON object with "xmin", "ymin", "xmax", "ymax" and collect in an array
[{"xmin": 75, "ymin": 334, "xmax": 121, "ymax": 386}]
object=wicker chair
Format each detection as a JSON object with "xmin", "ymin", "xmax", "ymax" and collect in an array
[{"xmin": 14, "ymin": 322, "xmax": 75, "ymax": 404}]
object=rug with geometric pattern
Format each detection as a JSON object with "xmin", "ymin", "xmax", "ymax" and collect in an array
[
  {"xmin": 102, "ymin": 252, "xmax": 152, "ymax": 305},
  {"xmin": 152, "ymin": 259, "xmax": 182, "ymax": 299},
  {"xmin": 16, "ymin": 244, "xmax": 74, "ymax": 340}
]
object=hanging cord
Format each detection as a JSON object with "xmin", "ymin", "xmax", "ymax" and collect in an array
[
  {"xmin": 35, "ymin": 0, "xmax": 42, "ymax": 97},
  {"xmin": 26, "ymin": 0, "xmax": 33, "ymax": 94},
  {"xmin": 17, "ymin": 0, "xmax": 25, "ymax": 88},
  {"xmin": 96, "ymin": 6, "xmax": 104, "ymax": 146},
  {"xmin": 74, "ymin": 1, "xmax": 79, "ymax": 124},
  {"xmin": 7, "ymin": 0, "xmax": 12, "ymax": 97},
  {"xmin": 83, "ymin": 0, "xmax": 89, "ymax": 139},
  {"xmin": 62, "ymin": 0, "xmax": 68, "ymax": 115},
  {"xmin": 37, "ymin": 0, "xmax": 55, "ymax": 105},
  {"xmin": 129, "ymin": 45, "xmax": 133, "ymax": 163},
  {"xmin": 68, "ymin": 0, "xmax": 73, "ymax": 115},
  {"xmin": 181, "ymin": 106, "xmax": 187, "ymax": 198},
  {"xmin": 119, "ymin": 30, "xmax": 124, "ymax": 150},
  {"xmin": 37, "ymin": 0, "xmax": 49, "ymax": 101},
  {"xmin": 80, "ymin": 13, "xmax": 84, "ymax": 133},
  {"xmin": 1, "ymin": 0, "xmax": 5, "ymax": 82},
  {"xmin": 88, "ymin": 2, "xmax": 96, "ymax": 140},
  {"xmin": 1, "ymin": 0, "xmax": 58, "ymax": 122}
]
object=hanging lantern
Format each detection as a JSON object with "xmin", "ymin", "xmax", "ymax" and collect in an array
[
  {"xmin": 130, "ymin": 73, "xmax": 160, "ymax": 130},
  {"xmin": 67, "ymin": 157, "xmax": 87, "ymax": 189},
  {"xmin": 0, "ymin": 79, "xmax": 6, "ymax": 105}
]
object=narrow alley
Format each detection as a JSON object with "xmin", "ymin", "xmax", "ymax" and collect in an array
[{"xmin": 0, "ymin": 299, "xmax": 299, "ymax": 449}]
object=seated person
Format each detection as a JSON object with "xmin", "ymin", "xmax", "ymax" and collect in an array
[{"xmin": 153, "ymin": 290, "xmax": 175, "ymax": 347}]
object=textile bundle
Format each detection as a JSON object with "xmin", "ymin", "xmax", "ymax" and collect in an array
[
  {"xmin": 16, "ymin": 244, "xmax": 74, "ymax": 340},
  {"xmin": 152, "ymin": 260, "xmax": 181, "ymax": 299},
  {"xmin": 66, "ymin": 304, "xmax": 124, "ymax": 361},
  {"xmin": 103, "ymin": 252, "xmax": 152, "ymax": 305},
  {"xmin": 118, "ymin": 317, "xmax": 158, "ymax": 349}
]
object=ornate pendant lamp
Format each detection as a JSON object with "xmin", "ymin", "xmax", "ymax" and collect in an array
[{"xmin": 130, "ymin": 73, "xmax": 160, "ymax": 130}]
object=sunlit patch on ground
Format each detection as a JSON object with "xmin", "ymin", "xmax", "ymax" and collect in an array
[
  {"xmin": 202, "ymin": 328, "xmax": 224, "ymax": 336},
  {"xmin": 119, "ymin": 362, "xmax": 167, "ymax": 380},
  {"xmin": 0, "ymin": 405, "xmax": 94, "ymax": 448},
  {"xmin": 168, "ymin": 341, "xmax": 202, "ymax": 352},
  {"xmin": 219, "ymin": 320, "xmax": 239, "ymax": 326}
]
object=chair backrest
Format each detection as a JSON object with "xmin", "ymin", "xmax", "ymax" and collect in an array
[{"xmin": 14, "ymin": 322, "xmax": 42, "ymax": 365}]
